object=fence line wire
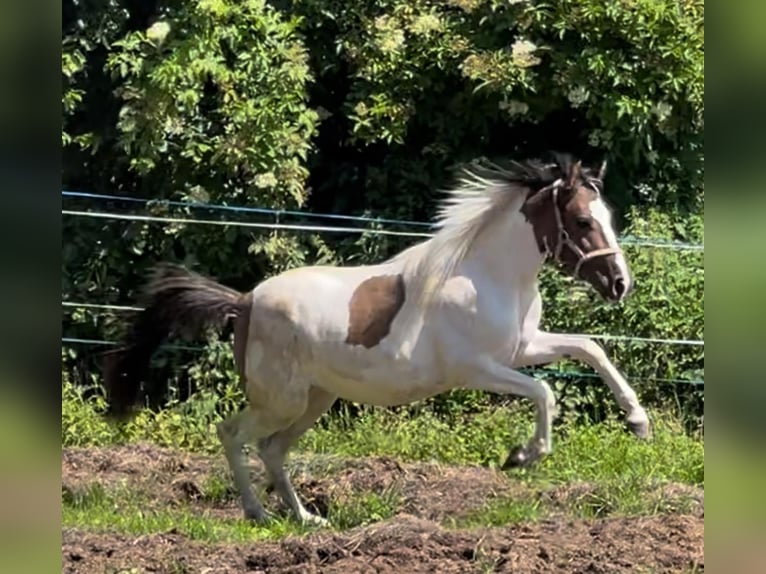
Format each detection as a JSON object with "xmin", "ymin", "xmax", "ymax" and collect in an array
[
  {"xmin": 62, "ymin": 195, "xmax": 704, "ymax": 385},
  {"xmin": 62, "ymin": 191, "xmax": 705, "ymax": 393},
  {"xmin": 62, "ymin": 337, "xmax": 200, "ymax": 352},
  {"xmin": 61, "ymin": 301, "xmax": 704, "ymax": 347},
  {"xmin": 62, "ymin": 209, "xmax": 434, "ymax": 239},
  {"xmin": 62, "ymin": 191, "xmax": 704, "ymax": 251},
  {"xmin": 62, "ymin": 190, "xmax": 434, "ymax": 228},
  {"xmin": 60, "ymin": 337, "xmax": 703, "ymax": 386},
  {"xmin": 62, "ymin": 301, "xmax": 144, "ymax": 312}
]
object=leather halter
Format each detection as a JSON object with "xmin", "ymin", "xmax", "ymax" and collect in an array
[{"xmin": 542, "ymin": 182, "xmax": 619, "ymax": 277}]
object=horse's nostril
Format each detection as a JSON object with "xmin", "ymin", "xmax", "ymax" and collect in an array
[{"xmin": 613, "ymin": 277, "xmax": 626, "ymax": 299}]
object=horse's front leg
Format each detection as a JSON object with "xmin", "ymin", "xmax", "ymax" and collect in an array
[
  {"xmin": 464, "ymin": 358, "xmax": 556, "ymax": 469},
  {"xmin": 513, "ymin": 331, "xmax": 651, "ymax": 438}
]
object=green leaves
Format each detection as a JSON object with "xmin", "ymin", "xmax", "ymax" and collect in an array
[
  {"xmin": 62, "ymin": 2, "xmax": 323, "ymax": 359},
  {"xmin": 298, "ymin": 0, "xmax": 703, "ymax": 211},
  {"xmin": 98, "ymin": 1, "xmax": 318, "ymax": 207}
]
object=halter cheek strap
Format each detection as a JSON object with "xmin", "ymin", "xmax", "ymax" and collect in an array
[{"xmin": 547, "ymin": 186, "xmax": 619, "ymax": 278}]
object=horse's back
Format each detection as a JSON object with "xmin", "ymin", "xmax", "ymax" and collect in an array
[
  {"xmin": 240, "ymin": 262, "xmax": 447, "ymax": 402},
  {"xmin": 248, "ymin": 262, "xmax": 403, "ymax": 345}
]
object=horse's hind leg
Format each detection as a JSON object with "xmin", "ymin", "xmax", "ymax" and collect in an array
[
  {"xmin": 258, "ymin": 387, "xmax": 337, "ymax": 526},
  {"xmin": 216, "ymin": 403, "xmax": 303, "ymax": 523},
  {"xmin": 216, "ymin": 409, "xmax": 270, "ymax": 522},
  {"xmin": 227, "ymin": 294, "xmax": 322, "ymax": 523}
]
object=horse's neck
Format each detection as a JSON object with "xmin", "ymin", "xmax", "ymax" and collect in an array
[{"xmin": 460, "ymin": 213, "xmax": 544, "ymax": 291}]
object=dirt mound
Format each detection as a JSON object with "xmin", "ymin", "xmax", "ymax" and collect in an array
[
  {"xmin": 62, "ymin": 444, "xmax": 704, "ymax": 572},
  {"xmin": 62, "ymin": 444, "xmax": 519, "ymax": 522},
  {"xmin": 62, "ymin": 444, "xmax": 704, "ymax": 523},
  {"xmin": 63, "ymin": 513, "xmax": 703, "ymax": 573},
  {"xmin": 62, "ymin": 443, "xmax": 218, "ymax": 486},
  {"xmin": 290, "ymin": 455, "xmax": 516, "ymax": 521}
]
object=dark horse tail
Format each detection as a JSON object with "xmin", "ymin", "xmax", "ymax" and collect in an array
[{"xmin": 103, "ymin": 263, "xmax": 245, "ymax": 418}]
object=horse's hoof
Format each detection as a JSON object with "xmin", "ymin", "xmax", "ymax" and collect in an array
[
  {"xmin": 301, "ymin": 513, "xmax": 330, "ymax": 528},
  {"xmin": 627, "ymin": 418, "xmax": 651, "ymax": 440},
  {"xmin": 244, "ymin": 507, "xmax": 273, "ymax": 525},
  {"xmin": 502, "ymin": 445, "xmax": 533, "ymax": 470}
]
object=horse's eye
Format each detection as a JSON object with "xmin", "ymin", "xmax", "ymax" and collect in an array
[{"xmin": 575, "ymin": 216, "xmax": 592, "ymax": 230}]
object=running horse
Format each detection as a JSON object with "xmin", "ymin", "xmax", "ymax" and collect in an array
[{"xmin": 104, "ymin": 153, "xmax": 651, "ymax": 526}]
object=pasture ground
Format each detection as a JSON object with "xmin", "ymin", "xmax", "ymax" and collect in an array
[{"xmin": 62, "ymin": 406, "xmax": 703, "ymax": 573}]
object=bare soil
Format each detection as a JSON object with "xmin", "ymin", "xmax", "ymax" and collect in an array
[{"xmin": 62, "ymin": 444, "xmax": 704, "ymax": 573}]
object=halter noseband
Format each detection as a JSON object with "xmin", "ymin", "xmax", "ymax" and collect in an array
[{"xmin": 542, "ymin": 182, "xmax": 619, "ymax": 277}]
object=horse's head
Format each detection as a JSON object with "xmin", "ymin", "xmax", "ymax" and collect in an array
[{"xmin": 522, "ymin": 156, "xmax": 632, "ymax": 303}]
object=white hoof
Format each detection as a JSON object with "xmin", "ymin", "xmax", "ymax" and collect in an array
[
  {"xmin": 300, "ymin": 512, "xmax": 330, "ymax": 528},
  {"xmin": 627, "ymin": 412, "xmax": 651, "ymax": 439}
]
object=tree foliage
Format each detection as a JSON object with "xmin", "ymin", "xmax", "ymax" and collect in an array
[
  {"xmin": 62, "ymin": 0, "xmax": 704, "ymax": 418},
  {"xmin": 294, "ymin": 0, "xmax": 703, "ymax": 217}
]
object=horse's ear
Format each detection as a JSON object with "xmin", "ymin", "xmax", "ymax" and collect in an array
[
  {"xmin": 597, "ymin": 159, "xmax": 608, "ymax": 181},
  {"xmin": 566, "ymin": 160, "xmax": 582, "ymax": 189}
]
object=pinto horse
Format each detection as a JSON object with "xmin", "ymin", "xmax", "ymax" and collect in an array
[{"xmin": 104, "ymin": 154, "xmax": 650, "ymax": 526}]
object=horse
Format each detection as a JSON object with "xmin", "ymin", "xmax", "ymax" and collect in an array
[{"xmin": 103, "ymin": 153, "xmax": 650, "ymax": 527}]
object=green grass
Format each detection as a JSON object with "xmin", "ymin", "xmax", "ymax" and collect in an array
[
  {"xmin": 62, "ymin": 482, "xmax": 312, "ymax": 542},
  {"xmin": 62, "ymin": 473, "xmax": 699, "ymax": 543},
  {"xmin": 328, "ymin": 486, "xmax": 403, "ymax": 529},
  {"xmin": 448, "ymin": 474, "xmax": 698, "ymax": 529},
  {"xmin": 63, "ymin": 382, "xmax": 703, "ymax": 488},
  {"xmin": 62, "ymin": 502, "xmax": 302, "ymax": 542},
  {"xmin": 555, "ymin": 477, "xmax": 698, "ymax": 518},
  {"xmin": 300, "ymin": 404, "xmax": 703, "ymax": 487},
  {"xmin": 198, "ymin": 470, "xmax": 238, "ymax": 505},
  {"xmin": 531, "ymin": 413, "xmax": 704, "ymax": 485},
  {"xmin": 62, "ymin": 380, "xmax": 703, "ymax": 487},
  {"xmin": 62, "ymin": 480, "xmax": 405, "ymax": 541},
  {"xmin": 62, "ymin": 381, "xmax": 703, "ymax": 538},
  {"xmin": 451, "ymin": 496, "xmax": 543, "ymax": 529}
]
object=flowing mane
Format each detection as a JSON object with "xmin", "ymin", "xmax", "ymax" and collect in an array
[{"xmin": 391, "ymin": 153, "xmax": 602, "ymax": 309}]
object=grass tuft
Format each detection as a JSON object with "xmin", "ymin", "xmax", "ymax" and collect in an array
[
  {"xmin": 61, "ymin": 381, "xmax": 703, "ymax": 539},
  {"xmin": 328, "ymin": 486, "xmax": 403, "ymax": 530},
  {"xmin": 449, "ymin": 496, "xmax": 543, "ymax": 529},
  {"xmin": 62, "ymin": 485, "xmax": 313, "ymax": 542}
]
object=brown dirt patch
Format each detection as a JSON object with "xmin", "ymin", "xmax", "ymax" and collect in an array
[
  {"xmin": 62, "ymin": 444, "xmax": 703, "ymax": 523},
  {"xmin": 62, "ymin": 444, "xmax": 704, "ymax": 572},
  {"xmin": 62, "ymin": 513, "xmax": 703, "ymax": 573},
  {"xmin": 62, "ymin": 443, "xmax": 219, "ymax": 487},
  {"xmin": 290, "ymin": 455, "xmax": 516, "ymax": 521},
  {"xmin": 62, "ymin": 444, "xmax": 521, "ymax": 522}
]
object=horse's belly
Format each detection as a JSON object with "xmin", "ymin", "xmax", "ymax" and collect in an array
[
  {"xmin": 318, "ymin": 374, "xmax": 449, "ymax": 407},
  {"xmin": 311, "ymin": 347, "xmax": 449, "ymax": 407}
]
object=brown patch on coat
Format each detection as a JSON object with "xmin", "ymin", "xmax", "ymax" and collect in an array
[
  {"xmin": 232, "ymin": 291, "xmax": 253, "ymax": 383},
  {"xmin": 346, "ymin": 275, "xmax": 406, "ymax": 348},
  {"xmin": 519, "ymin": 178, "xmax": 608, "ymax": 264},
  {"xmin": 519, "ymin": 187, "xmax": 555, "ymax": 255}
]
